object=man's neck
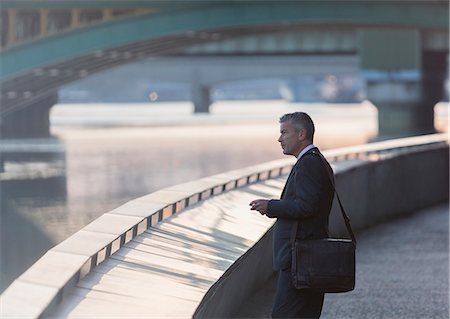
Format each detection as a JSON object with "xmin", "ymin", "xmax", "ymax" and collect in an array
[{"xmin": 296, "ymin": 143, "xmax": 315, "ymax": 160}]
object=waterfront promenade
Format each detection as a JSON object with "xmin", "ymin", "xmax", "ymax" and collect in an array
[{"xmin": 48, "ymin": 186, "xmax": 450, "ymax": 318}]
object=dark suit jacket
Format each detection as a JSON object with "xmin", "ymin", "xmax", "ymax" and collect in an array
[{"xmin": 267, "ymin": 147, "xmax": 335, "ymax": 271}]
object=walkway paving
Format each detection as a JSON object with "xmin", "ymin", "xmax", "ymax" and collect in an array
[{"xmin": 236, "ymin": 203, "xmax": 449, "ymax": 318}]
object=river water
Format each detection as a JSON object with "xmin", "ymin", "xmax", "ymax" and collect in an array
[{"xmin": 0, "ymin": 100, "xmax": 447, "ymax": 292}]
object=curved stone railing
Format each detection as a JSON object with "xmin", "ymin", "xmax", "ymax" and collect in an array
[{"xmin": 1, "ymin": 133, "xmax": 447, "ymax": 318}]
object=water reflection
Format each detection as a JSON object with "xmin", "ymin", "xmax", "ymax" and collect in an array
[{"xmin": 1, "ymin": 142, "xmax": 66, "ymax": 291}]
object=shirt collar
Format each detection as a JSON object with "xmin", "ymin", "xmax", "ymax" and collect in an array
[{"xmin": 297, "ymin": 144, "xmax": 316, "ymax": 161}]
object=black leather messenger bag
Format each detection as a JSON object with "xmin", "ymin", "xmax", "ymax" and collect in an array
[{"xmin": 291, "ymin": 151, "xmax": 356, "ymax": 293}]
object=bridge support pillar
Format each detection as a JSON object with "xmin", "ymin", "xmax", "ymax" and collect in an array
[
  {"xmin": 359, "ymin": 29, "xmax": 447, "ymax": 139},
  {"xmin": 0, "ymin": 94, "xmax": 57, "ymax": 138},
  {"xmin": 421, "ymin": 50, "xmax": 448, "ymax": 126},
  {"xmin": 192, "ymin": 83, "xmax": 211, "ymax": 113},
  {"xmin": 366, "ymin": 83, "xmax": 434, "ymax": 138}
]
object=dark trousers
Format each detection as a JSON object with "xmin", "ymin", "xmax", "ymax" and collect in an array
[{"xmin": 272, "ymin": 269, "xmax": 325, "ymax": 319}]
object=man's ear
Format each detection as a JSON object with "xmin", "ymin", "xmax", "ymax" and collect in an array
[{"xmin": 297, "ymin": 128, "xmax": 306, "ymax": 141}]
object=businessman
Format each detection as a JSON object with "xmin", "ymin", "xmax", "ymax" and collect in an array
[{"xmin": 250, "ymin": 112, "xmax": 334, "ymax": 318}]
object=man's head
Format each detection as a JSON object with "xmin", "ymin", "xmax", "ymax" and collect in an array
[{"xmin": 278, "ymin": 112, "xmax": 315, "ymax": 157}]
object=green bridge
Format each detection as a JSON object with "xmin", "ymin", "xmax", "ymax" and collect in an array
[{"xmin": 0, "ymin": 0, "xmax": 448, "ymax": 138}]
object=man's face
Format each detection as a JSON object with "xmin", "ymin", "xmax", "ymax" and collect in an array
[{"xmin": 278, "ymin": 121, "xmax": 304, "ymax": 157}]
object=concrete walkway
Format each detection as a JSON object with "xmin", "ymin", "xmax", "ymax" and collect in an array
[{"xmin": 236, "ymin": 203, "xmax": 449, "ymax": 318}]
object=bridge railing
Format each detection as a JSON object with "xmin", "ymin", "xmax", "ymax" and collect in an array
[
  {"xmin": 0, "ymin": 133, "xmax": 447, "ymax": 318},
  {"xmin": 0, "ymin": 4, "xmax": 158, "ymax": 49}
]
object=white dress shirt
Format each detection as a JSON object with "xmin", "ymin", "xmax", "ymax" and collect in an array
[{"xmin": 297, "ymin": 144, "xmax": 316, "ymax": 161}]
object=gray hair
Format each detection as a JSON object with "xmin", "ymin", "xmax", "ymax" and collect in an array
[{"xmin": 279, "ymin": 112, "xmax": 315, "ymax": 142}]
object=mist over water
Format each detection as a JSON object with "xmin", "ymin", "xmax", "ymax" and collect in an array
[{"xmin": 1, "ymin": 100, "xmax": 447, "ymax": 292}]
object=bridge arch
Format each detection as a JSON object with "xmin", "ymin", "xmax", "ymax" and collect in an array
[{"xmin": 1, "ymin": 1, "xmax": 447, "ymax": 79}]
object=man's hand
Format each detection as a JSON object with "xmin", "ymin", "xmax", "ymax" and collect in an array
[{"xmin": 250, "ymin": 199, "xmax": 269, "ymax": 215}]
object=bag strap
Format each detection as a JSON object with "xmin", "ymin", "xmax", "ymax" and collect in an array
[{"xmin": 290, "ymin": 150, "xmax": 357, "ymax": 246}]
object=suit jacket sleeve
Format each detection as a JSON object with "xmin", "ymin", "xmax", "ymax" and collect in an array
[{"xmin": 266, "ymin": 155, "xmax": 324, "ymax": 219}]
